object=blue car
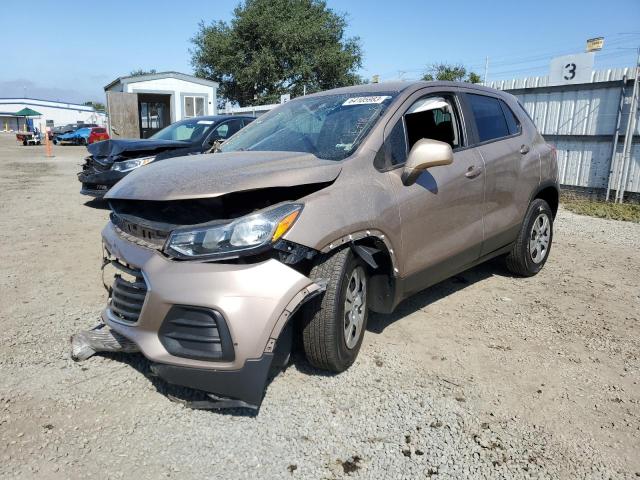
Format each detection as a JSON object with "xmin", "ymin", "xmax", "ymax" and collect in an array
[{"xmin": 55, "ymin": 127, "xmax": 92, "ymax": 145}]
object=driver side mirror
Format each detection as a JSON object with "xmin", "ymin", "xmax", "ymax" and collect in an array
[{"xmin": 401, "ymin": 138, "xmax": 453, "ymax": 186}]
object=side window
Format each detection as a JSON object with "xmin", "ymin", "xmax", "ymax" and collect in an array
[
  {"xmin": 383, "ymin": 95, "xmax": 462, "ymax": 168},
  {"xmin": 215, "ymin": 123, "xmax": 229, "ymax": 138},
  {"xmin": 404, "ymin": 96, "xmax": 462, "ymax": 151},
  {"xmin": 499, "ymin": 100, "xmax": 521, "ymax": 136},
  {"xmin": 467, "ymin": 94, "xmax": 510, "ymax": 142}
]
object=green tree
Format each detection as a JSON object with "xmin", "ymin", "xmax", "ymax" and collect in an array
[
  {"xmin": 422, "ymin": 63, "xmax": 482, "ymax": 83},
  {"xmin": 83, "ymin": 101, "xmax": 105, "ymax": 111},
  {"xmin": 129, "ymin": 69, "xmax": 157, "ymax": 76},
  {"xmin": 190, "ymin": 0, "xmax": 364, "ymax": 105}
]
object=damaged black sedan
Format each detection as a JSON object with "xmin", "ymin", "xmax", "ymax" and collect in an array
[{"xmin": 78, "ymin": 115, "xmax": 254, "ymax": 197}]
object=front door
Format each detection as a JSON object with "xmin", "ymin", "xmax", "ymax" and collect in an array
[{"xmin": 385, "ymin": 91, "xmax": 485, "ymax": 295}]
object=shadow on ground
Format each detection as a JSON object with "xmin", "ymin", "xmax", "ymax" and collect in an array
[
  {"xmin": 83, "ymin": 198, "xmax": 110, "ymax": 210},
  {"xmin": 367, "ymin": 256, "xmax": 512, "ymax": 334}
]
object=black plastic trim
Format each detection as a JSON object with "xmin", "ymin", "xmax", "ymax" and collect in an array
[
  {"xmin": 159, "ymin": 306, "xmax": 235, "ymax": 362},
  {"xmin": 150, "ymin": 354, "xmax": 274, "ymax": 407}
]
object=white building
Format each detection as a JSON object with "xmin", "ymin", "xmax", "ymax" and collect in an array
[
  {"xmin": 0, "ymin": 98, "xmax": 106, "ymax": 132},
  {"xmin": 104, "ymin": 71, "xmax": 219, "ymax": 138}
]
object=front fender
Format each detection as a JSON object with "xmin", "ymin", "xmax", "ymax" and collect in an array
[{"xmin": 283, "ymin": 172, "xmax": 402, "ymax": 272}]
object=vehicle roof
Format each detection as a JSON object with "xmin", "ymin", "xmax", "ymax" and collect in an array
[
  {"xmin": 187, "ymin": 115, "xmax": 255, "ymax": 122},
  {"xmin": 307, "ymin": 80, "xmax": 512, "ymax": 99}
]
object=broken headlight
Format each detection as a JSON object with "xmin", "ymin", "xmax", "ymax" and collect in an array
[
  {"xmin": 111, "ymin": 155, "xmax": 156, "ymax": 172},
  {"xmin": 164, "ymin": 203, "xmax": 302, "ymax": 260}
]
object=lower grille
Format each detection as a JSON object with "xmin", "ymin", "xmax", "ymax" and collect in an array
[
  {"xmin": 109, "ymin": 264, "xmax": 147, "ymax": 323},
  {"xmin": 159, "ymin": 306, "xmax": 235, "ymax": 361}
]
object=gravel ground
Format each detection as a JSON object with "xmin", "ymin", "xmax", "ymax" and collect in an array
[{"xmin": 1, "ymin": 133, "xmax": 639, "ymax": 479}]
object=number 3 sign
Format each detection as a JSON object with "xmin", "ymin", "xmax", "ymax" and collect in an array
[{"xmin": 549, "ymin": 53, "xmax": 595, "ymax": 86}]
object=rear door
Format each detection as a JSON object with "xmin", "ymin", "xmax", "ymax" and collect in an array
[
  {"xmin": 461, "ymin": 92, "xmax": 539, "ymax": 255},
  {"xmin": 106, "ymin": 92, "xmax": 140, "ymax": 139}
]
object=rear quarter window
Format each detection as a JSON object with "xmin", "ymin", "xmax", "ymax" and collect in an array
[
  {"xmin": 467, "ymin": 94, "xmax": 510, "ymax": 143},
  {"xmin": 499, "ymin": 100, "xmax": 521, "ymax": 135}
]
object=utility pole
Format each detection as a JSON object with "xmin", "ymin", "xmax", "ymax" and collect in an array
[
  {"xmin": 616, "ymin": 47, "xmax": 640, "ymax": 203},
  {"xmin": 484, "ymin": 57, "xmax": 489, "ymax": 86}
]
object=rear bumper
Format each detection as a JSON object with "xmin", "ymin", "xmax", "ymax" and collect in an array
[{"xmin": 100, "ymin": 222, "xmax": 320, "ymax": 405}]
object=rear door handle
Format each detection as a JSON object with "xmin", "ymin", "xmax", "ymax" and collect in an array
[
  {"xmin": 520, "ymin": 144, "xmax": 530, "ymax": 154},
  {"xmin": 465, "ymin": 165, "xmax": 483, "ymax": 179}
]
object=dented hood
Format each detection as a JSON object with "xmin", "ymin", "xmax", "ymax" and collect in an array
[
  {"xmin": 88, "ymin": 138, "xmax": 191, "ymax": 164},
  {"xmin": 105, "ymin": 151, "xmax": 342, "ymax": 201}
]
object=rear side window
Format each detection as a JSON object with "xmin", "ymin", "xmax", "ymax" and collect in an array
[
  {"xmin": 467, "ymin": 94, "xmax": 510, "ymax": 143},
  {"xmin": 500, "ymin": 101, "xmax": 521, "ymax": 135}
]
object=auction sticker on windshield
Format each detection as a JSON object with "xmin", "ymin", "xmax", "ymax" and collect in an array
[{"xmin": 342, "ymin": 96, "xmax": 391, "ymax": 106}]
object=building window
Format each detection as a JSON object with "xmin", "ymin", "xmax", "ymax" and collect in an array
[{"xmin": 184, "ymin": 96, "xmax": 206, "ymax": 118}]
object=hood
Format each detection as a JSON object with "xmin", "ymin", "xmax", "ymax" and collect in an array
[
  {"xmin": 105, "ymin": 151, "xmax": 342, "ymax": 201},
  {"xmin": 88, "ymin": 138, "xmax": 190, "ymax": 164}
]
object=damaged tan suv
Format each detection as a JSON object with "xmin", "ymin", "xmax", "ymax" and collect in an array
[{"xmin": 97, "ymin": 81, "xmax": 558, "ymax": 407}]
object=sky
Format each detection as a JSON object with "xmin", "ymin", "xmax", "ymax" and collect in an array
[{"xmin": 1, "ymin": 0, "xmax": 638, "ymax": 104}]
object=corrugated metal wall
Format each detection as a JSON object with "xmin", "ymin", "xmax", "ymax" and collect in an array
[{"xmin": 490, "ymin": 68, "xmax": 639, "ymax": 195}]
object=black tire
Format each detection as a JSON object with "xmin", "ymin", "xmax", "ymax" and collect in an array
[
  {"xmin": 22, "ymin": 140, "xmax": 27, "ymax": 146},
  {"xmin": 506, "ymin": 198, "xmax": 553, "ymax": 277},
  {"xmin": 302, "ymin": 248, "xmax": 368, "ymax": 372}
]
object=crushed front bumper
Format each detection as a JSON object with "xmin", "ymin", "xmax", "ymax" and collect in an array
[
  {"xmin": 78, "ymin": 159, "xmax": 127, "ymax": 197},
  {"xmin": 101, "ymin": 222, "xmax": 321, "ymax": 407}
]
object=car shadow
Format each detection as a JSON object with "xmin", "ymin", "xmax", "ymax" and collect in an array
[
  {"xmin": 83, "ymin": 198, "xmax": 110, "ymax": 210},
  {"xmin": 367, "ymin": 256, "xmax": 512, "ymax": 334},
  {"xmin": 96, "ymin": 351, "xmax": 260, "ymax": 417}
]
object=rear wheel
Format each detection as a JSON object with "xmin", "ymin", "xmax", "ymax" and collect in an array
[
  {"xmin": 302, "ymin": 248, "xmax": 368, "ymax": 372},
  {"xmin": 506, "ymin": 198, "xmax": 553, "ymax": 276}
]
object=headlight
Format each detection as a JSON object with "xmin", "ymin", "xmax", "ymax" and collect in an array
[
  {"xmin": 164, "ymin": 203, "xmax": 303, "ymax": 260},
  {"xmin": 111, "ymin": 155, "xmax": 156, "ymax": 172}
]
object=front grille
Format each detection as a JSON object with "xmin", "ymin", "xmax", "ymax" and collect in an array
[
  {"xmin": 83, "ymin": 156, "xmax": 110, "ymax": 173},
  {"xmin": 109, "ymin": 263, "xmax": 147, "ymax": 323},
  {"xmin": 111, "ymin": 213, "xmax": 169, "ymax": 248}
]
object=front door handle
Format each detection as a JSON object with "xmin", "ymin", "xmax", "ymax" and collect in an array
[
  {"xmin": 520, "ymin": 144, "xmax": 530, "ymax": 154},
  {"xmin": 465, "ymin": 165, "xmax": 483, "ymax": 179}
]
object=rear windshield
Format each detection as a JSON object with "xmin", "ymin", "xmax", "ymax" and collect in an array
[{"xmin": 221, "ymin": 92, "xmax": 397, "ymax": 161}]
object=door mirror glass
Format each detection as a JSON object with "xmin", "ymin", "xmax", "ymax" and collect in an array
[{"xmin": 401, "ymin": 138, "xmax": 453, "ymax": 185}]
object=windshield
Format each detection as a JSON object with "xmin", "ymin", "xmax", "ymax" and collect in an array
[
  {"xmin": 150, "ymin": 118, "xmax": 216, "ymax": 142},
  {"xmin": 221, "ymin": 92, "xmax": 397, "ymax": 161}
]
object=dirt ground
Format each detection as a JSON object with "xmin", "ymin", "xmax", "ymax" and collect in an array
[{"xmin": 0, "ymin": 133, "xmax": 638, "ymax": 479}]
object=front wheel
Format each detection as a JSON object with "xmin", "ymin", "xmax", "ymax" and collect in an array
[
  {"xmin": 302, "ymin": 248, "xmax": 368, "ymax": 372},
  {"xmin": 506, "ymin": 198, "xmax": 553, "ymax": 276}
]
